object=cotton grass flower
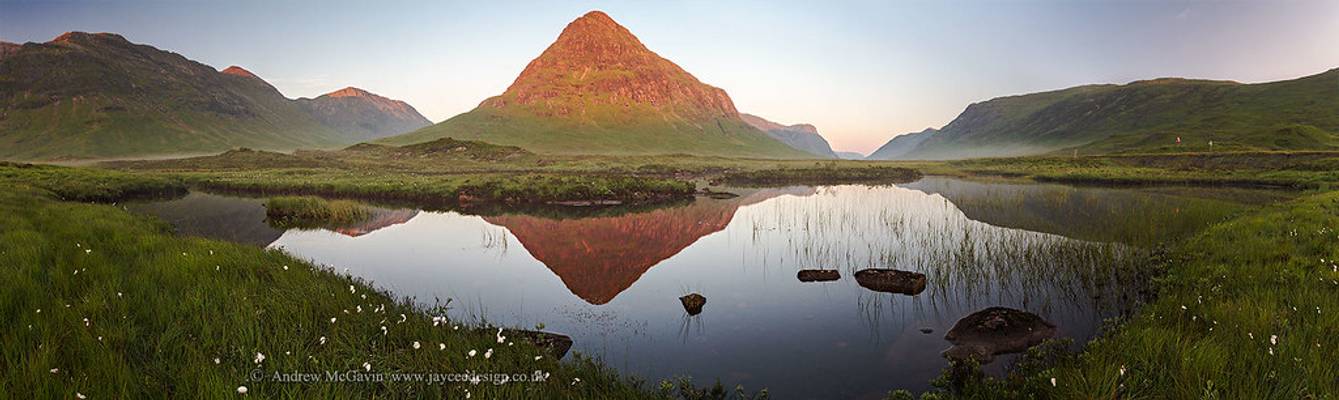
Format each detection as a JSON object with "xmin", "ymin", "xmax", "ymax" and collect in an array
[
  {"xmin": 468, "ymin": 350, "xmax": 477, "ymax": 358},
  {"xmin": 363, "ymin": 362, "xmax": 372, "ymax": 372},
  {"xmin": 319, "ymin": 336, "xmax": 326, "ymax": 345},
  {"xmin": 439, "ymin": 343, "xmax": 446, "ymax": 351},
  {"xmin": 49, "ymin": 368, "xmax": 59, "ymax": 374},
  {"xmin": 413, "ymin": 341, "xmax": 421, "ymax": 350},
  {"xmin": 484, "ymin": 348, "xmax": 493, "ymax": 359},
  {"xmin": 1050, "ymin": 377, "xmax": 1056, "ymax": 387},
  {"xmin": 237, "ymin": 386, "xmax": 248, "ymax": 395},
  {"xmin": 76, "ymin": 393, "xmax": 86, "ymax": 399},
  {"xmin": 496, "ymin": 328, "xmax": 506, "ymax": 344},
  {"xmin": 254, "ymin": 352, "xmax": 265, "ymax": 364},
  {"xmin": 1271, "ymin": 335, "xmax": 1278, "ymax": 345}
]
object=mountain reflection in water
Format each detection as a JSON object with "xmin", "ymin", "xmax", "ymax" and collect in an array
[{"xmin": 483, "ymin": 187, "xmax": 814, "ymax": 304}]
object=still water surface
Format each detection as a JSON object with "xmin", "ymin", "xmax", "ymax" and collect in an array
[{"xmin": 127, "ymin": 177, "xmax": 1280, "ymax": 398}]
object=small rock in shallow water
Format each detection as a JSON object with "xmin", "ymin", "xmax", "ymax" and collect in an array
[
  {"xmin": 680, "ymin": 293, "xmax": 706, "ymax": 315},
  {"xmin": 854, "ymin": 269, "xmax": 927, "ymax": 295},
  {"xmin": 797, "ymin": 269, "xmax": 841, "ymax": 282},
  {"xmin": 942, "ymin": 307, "xmax": 1056, "ymax": 364}
]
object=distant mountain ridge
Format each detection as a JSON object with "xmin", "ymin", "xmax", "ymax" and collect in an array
[
  {"xmin": 0, "ymin": 32, "xmax": 429, "ymax": 160},
  {"xmin": 876, "ymin": 69, "xmax": 1339, "ymax": 160},
  {"xmin": 297, "ymin": 87, "xmax": 432, "ymax": 143},
  {"xmin": 381, "ymin": 11, "xmax": 807, "ymax": 159},
  {"xmin": 867, "ymin": 128, "xmax": 936, "ymax": 160},
  {"xmin": 739, "ymin": 113, "xmax": 838, "ymax": 158}
]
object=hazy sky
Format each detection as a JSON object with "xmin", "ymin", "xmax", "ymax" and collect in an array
[{"xmin": 4, "ymin": 0, "xmax": 1338, "ymax": 154}]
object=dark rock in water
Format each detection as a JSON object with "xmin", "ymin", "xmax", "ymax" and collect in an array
[
  {"xmin": 697, "ymin": 188, "xmax": 739, "ymax": 199},
  {"xmin": 680, "ymin": 293, "xmax": 706, "ymax": 315},
  {"xmin": 797, "ymin": 269, "xmax": 840, "ymax": 282},
  {"xmin": 508, "ymin": 330, "xmax": 575, "ymax": 359},
  {"xmin": 919, "ymin": 327, "xmax": 934, "ymax": 334},
  {"xmin": 854, "ymin": 269, "xmax": 927, "ymax": 295},
  {"xmin": 942, "ymin": 307, "xmax": 1056, "ymax": 363}
]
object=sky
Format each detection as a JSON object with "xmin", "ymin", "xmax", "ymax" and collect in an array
[{"xmin": 4, "ymin": 0, "xmax": 1339, "ymax": 154}]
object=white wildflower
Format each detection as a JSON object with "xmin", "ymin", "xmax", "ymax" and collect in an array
[
  {"xmin": 439, "ymin": 343, "xmax": 446, "ymax": 351},
  {"xmin": 237, "ymin": 386, "xmax": 248, "ymax": 395},
  {"xmin": 254, "ymin": 352, "xmax": 265, "ymax": 364},
  {"xmin": 484, "ymin": 348, "xmax": 493, "ymax": 359},
  {"xmin": 319, "ymin": 336, "xmax": 326, "ymax": 345},
  {"xmin": 468, "ymin": 349, "xmax": 477, "ymax": 358},
  {"xmin": 1050, "ymin": 377, "xmax": 1056, "ymax": 387},
  {"xmin": 413, "ymin": 341, "xmax": 421, "ymax": 349},
  {"xmin": 363, "ymin": 362, "xmax": 372, "ymax": 372}
]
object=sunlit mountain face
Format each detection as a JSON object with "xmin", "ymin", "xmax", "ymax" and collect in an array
[{"xmin": 482, "ymin": 187, "xmax": 814, "ymax": 304}]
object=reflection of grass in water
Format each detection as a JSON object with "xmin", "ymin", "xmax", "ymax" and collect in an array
[{"xmin": 744, "ymin": 184, "xmax": 1156, "ymax": 322}]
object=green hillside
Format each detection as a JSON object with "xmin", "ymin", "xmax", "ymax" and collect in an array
[
  {"xmin": 897, "ymin": 68, "xmax": 1339, "ymax": 160},
  {"xmin": 0, "ymin": 33, "xmax": 346, "ymax": 160},
  {"xmin": 382, "ymin": 103, "xmax": 807, "ymax": 158}
]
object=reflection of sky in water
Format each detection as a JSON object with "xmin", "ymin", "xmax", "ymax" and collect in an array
[
  {"xmin": 257, "ymin": 184, "xmax": 1133, "ymax": 398},
  {"xmin": 127, "ymin": 179, "xmax": 1264, "ymax": 399}
]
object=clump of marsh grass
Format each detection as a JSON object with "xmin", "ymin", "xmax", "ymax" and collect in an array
[{"xmin": 265, "ymin": 196, "xmax": 372, "ymax": 228}]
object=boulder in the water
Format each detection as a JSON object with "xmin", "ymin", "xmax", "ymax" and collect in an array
[
  {"xmin": 854, "ymin": 269, "xmax": 927, "ymax": 295},
  {"xmin": 507, "ymin": 330, "xmax": 574, "ymax": 359},
  {"xmin": 680, "ymin": 293, "xmax": 706, "ymax": 315},
  {"xmin": 942, "ymin": 307, "xmax": 1056, "ymax": 363},
  {"xmin": 797, "ymin": 269, "xmax": 841, "ymax": 282}
]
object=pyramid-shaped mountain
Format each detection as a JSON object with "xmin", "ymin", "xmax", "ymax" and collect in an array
[{"xmin": 381, "ymin": 11, "xmax": 807, "ymax": 158}]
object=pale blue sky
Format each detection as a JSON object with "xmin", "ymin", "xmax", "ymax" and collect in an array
[{"xmin": 4, "ymin": 0, "xmax": 1338, "ymax": 153}]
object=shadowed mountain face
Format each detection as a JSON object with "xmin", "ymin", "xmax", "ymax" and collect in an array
[
  {"xmin": 867, "ymin": 128, "xmax": 937, "ymax": 160},
  {"xmin": 0, "ymin": 33, "xmax": 426, "ymax": 160},
  {"xmin": 483, "ymin": 187, "xmax": 813, "ymax": 304},
  {"xmin": 297, "ymin": 87, "xmax": 432, "ymax": 142},
  {"xmin": 381, "ymin": 11, "xmax": 806, "ymax": 159},
  {"xmin": 739, "ymin": 113, "xmax": 838, "ymax": 158}
]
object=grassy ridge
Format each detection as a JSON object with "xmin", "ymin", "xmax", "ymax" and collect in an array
[
  {"xmin": 899, "ymin": 69, "xmax": 1339, "ymax": 160},
  {"xmin": 0, "ymin": 171, "xmax": 672, "ymax": 399}
]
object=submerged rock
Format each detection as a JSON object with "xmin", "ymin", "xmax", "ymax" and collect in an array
[
  {"xmin": 942, "ymin": 307, "xmax": 1056, "ymax": 363},
  {"xmin": 508, "ymin": 330, "xmax": 575, "ymax": 359},
  {"xmin": 697, "ymin": 188, "xmax": 739, "ymax": 199},
  {"xmin": 796, "ymin": 269, "xmax": 841, "ymax": 282},
  {"xmin": 680, "ymin": 293, "xmax": 706, "ymax": 315},
  {"xmin": 853, "ymin": 269, "xmax": 927, "ymax": 295}
]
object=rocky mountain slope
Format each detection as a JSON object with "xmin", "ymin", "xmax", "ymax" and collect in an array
[
  {"xmin": 739, "ymin": 113, "xmax": 838, "ymax": 158},
  {"xmin": 381, "ymin": 11, "xmax": 807, "ymax": 159},
  {"xmin": 0, "ymin": 33, "xmax": 428, "ymax": 160}
]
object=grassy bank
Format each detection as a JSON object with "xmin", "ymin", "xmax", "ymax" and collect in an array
[
  {"xmin": 922, "ymin": 190, "xmax": 1339, "ymax": 399},
  {"xmin": 714, "ymin": 166, "xmax": 922, "ymax": 187},
  {"xmin": 0, "ymin": 174, "xmax": 686, "ymax": 399},
  {"xmin": 916, "ymin": 151, "xmax": 1339, "ymax": 189},
  {"xmin": 0, "ymin": 161, "xmax": 186, "ymax": 202}
]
